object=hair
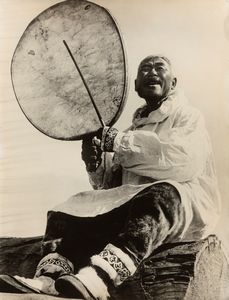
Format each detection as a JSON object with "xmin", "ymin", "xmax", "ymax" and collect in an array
[
  {"xmin": 138, "ymin": 55, "xmax": 174, "ymax": 75},
  {"xmin": 140, "ymin": 55, "xmax": 172, "ymax": 66}
]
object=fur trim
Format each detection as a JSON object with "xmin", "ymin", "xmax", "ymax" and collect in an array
[
  {"xmin": 91, "ymin": 255, "xmax": 117, "ymax": 280},
  {"xmin": 75, "ymin": 266, "xmax": 109, "ymax": 300}
]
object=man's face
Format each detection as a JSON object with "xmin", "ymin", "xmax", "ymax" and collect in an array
[{"xmin": 135, "ymin": 56, "xmax": 177, "ymax": 105}]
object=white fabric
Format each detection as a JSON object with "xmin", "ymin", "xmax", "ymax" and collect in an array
[{"xmin": 53, "ymin": 90, "xmax": 221, "ymax": 241}]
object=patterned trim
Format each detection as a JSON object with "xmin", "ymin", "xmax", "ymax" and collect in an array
[
  {"xmin": 104, "ymin": 128, "xmax": 118, "ymax": 152},
  {"xmin": 36, "ymin": 254, "xmax": 73, "ymax": 275},
  {"xmin": 105, "ymin": 244, "xmax": 137, "ymax": 274},
  {"xmin": 101, "ymin": 126, "xmax": 109, "ymax": 152},
  {"xmin": 101, "ymin": 127, "xmax": 118, "ymax": 152},
  {"xmin": 99, "ymin": 249, "xmax": 130, "ymax": 283}
]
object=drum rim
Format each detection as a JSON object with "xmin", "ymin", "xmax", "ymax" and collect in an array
[{"xmin": 10, "ymin": 0, "xmax": 128, "ymax": 140}]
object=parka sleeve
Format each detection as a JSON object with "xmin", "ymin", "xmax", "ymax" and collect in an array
[{"xmin": 113, "ymin": 108, "xmax": 209, "ymax": 182}]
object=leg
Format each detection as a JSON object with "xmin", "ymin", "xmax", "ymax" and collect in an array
[
  {"xmin": 56, "ymin": 183, "xmax": 185, "ymax": 299},
  {"xmin": 0, "ymin": 201, "xmax": 130, "ymax": 295},
  {"xmin": 114, "ymin": 182, "xmax": 185, "ymax": 263},
  {"xmin": 41, "ymin": 203, "xmax": 130, "ymax": 270}
]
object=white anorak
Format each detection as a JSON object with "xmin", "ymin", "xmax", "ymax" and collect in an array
[{"xmin": 54, "ymin": 90, "xmax": 221, "ymax": 241}]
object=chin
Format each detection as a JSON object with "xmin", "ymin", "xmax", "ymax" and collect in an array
[
  {"xmin": 143, "ymin": 93, "xmax": 162, "ymax": 102},
  {"xmin": 137, "ymin": 88, "xmax": 162, "ymax": 101}
]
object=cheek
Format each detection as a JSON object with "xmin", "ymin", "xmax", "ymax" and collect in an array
[
  {"xmin": 142, "ymin": 71, "xmax": 149, "ymax": 76},
  {"xmin": 162, "ymin": 76, "xmax": 172, "ymax": 89},
  {"xmin": 136, "ymin": 76, "xmax": 145, "ymax": 87}
]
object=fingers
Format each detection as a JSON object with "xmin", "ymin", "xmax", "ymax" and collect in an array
[
  {"xmin": 81, "ymin": 134, "xmax": 102, "ymax": 172},
  {"xmin": 82, "ymin": 135, "xmax": 101, "ymax": 150},
  {"xmin": 92, "ymin": 136, "xmax": 101, "ymax": 147}
]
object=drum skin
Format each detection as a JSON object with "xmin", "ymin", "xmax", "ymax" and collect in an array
[{"xmin": 11, "ymin": 0, "xmax": 127, "ymax": 140}]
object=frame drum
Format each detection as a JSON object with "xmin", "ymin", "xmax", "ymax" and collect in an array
[{"xmin": 11, "ymin": 0, "xmax": 127, "ymax": 140}]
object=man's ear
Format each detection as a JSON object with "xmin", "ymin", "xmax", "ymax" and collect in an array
[{"xmin": 171, "ymin": 77, "xmax": 177, "ymax": 90}]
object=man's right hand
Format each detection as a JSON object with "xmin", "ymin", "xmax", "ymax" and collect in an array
[{"xmin": 81, "ymin": 135, "xmax": 102, "ymax": 172}]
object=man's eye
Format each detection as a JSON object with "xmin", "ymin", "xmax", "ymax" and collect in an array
[
  {"xmin": 156, "ymin": 66, "xmax": 166, "ymax": 71},
  {"xmin": 140, "ymin": 67, "xmax": 150, "ymax": 72}
]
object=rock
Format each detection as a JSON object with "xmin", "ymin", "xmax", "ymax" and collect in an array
[{"xmin": 0, "ymin": 236, "xmax": 42, "ymax": 278}]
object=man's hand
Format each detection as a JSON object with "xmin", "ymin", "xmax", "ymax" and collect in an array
[
  {"xmin": 81, "ymin": 126, "xmax": 119, "ymax": 172},
  {"xmin": 81, "ymin": 135, "xmax": 102, "ymax": 172}
]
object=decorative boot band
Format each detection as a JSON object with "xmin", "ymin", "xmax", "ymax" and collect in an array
[
  {"xmin": 91, "ymin": 243, "xmax": 136, "ymax": 286},
  {"xmin": 35, "ymin": 253, "xmax": 74, "ymax": 278}
]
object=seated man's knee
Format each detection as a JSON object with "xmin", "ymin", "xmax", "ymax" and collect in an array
[{"xmin": 130, "ymin": 183, "xmax": 184, "ymax": 238}]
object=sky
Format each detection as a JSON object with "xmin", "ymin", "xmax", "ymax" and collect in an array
[{"xmin": 0, "ymin": 0, "xmax": 229, "ymax": 254}]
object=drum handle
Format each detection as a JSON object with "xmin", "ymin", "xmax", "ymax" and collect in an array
[{"xmin": 63, "ymin": 40, "xmax": 105, "ymax": 128}]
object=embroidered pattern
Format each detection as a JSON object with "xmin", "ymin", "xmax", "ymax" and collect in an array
[
  {"xmin": 36, "ymin": 258, "xmax": 73, "ymax": 274},
  {"xmin": 99, "ymin": 249, "xmax": 130, "ymax": 282},
  {"xmin": 104, "ymin": 128, "xmax": 118, "ymax": 152}
]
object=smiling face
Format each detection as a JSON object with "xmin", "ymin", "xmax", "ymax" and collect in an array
[{"xmin": 135, "ymin": 56, "xmax": 177, "ymax": 110}]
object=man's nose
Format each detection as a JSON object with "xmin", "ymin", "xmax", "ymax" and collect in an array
[{"xmin": 149, "ymin": 67, "xmax": 157, "ymax": 75}]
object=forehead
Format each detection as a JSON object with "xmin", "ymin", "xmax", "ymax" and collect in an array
[{"xmin": 139, "ymin": 57, "xmax": 171, "ymax": 68}]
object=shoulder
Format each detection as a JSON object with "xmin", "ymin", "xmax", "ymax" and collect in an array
[{"xmin": 173, "ymin": 102, "xmax": 205, "ymax": 128}]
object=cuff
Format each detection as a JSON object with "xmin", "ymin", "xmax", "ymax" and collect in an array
[{"xmin": 101, "ymin": 127, "xmax": 119, "ymax": 152}]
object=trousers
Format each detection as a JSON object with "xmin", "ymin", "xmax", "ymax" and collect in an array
[{"xmin": 40, "ymin": 183, "xmax": 184, "ymax": 275}]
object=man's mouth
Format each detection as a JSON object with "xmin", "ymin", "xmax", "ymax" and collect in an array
[{"xmin": 144, "ymin": 78, "xmax": 161, "ymax": 87}]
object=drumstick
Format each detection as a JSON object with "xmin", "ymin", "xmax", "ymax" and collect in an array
[{"xmin": 63, "ymin": 40, "xmax": 105, "ymax": 128}]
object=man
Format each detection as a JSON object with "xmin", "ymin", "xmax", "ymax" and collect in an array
[{"xmin": 0, "ymin": 55, "xmax": 221, "ymax": 300}]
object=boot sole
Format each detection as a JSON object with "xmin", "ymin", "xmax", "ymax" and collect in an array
[{"xmin": 55, "ymin": 274, "xmax": 95, "ymax": 300}]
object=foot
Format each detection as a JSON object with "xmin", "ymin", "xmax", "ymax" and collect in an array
[
  {"xmin": 0, "ymin": 274, "xmax": 58, "ymax": 295},
  {"xmin": 55, "ymin": 274, "xmax": 95, "ymax": 300},
  {"xmin": 56, "ymin": 266, "xmax": 110, "ymax": 300}
]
